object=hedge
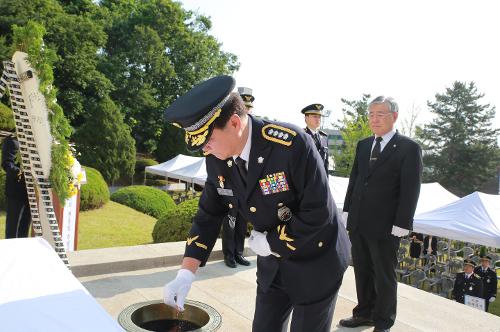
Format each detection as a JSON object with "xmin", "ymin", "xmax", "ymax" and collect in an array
[
  {"xmin": 152, "ymin": 198, "xmax": 199, "ymax": 243},
  {"xmin": 111, "ymin": 185, "xmax": 175, "ymax": 218},
  {"xmin": 80, "ymin": 166, "xmax": 109, "ymax": 211}
]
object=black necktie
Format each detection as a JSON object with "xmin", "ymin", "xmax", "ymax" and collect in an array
[
  {"xmin": 314, "ymin": 132, "xmax": 321, "ymax": 146},
  {"xmin": 235, "ymin": 157, "xmax": 247, "ymax": 186},
  {"xmin": 370, "ymin": 137, "xmax": 383, "ymax": 168}
]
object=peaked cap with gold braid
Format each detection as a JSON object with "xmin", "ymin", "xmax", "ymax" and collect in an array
[
  {"xmin": 238, "ymin": 86, "xmax": 254, "ymax": 108},
  {"xmin": 164, "ymin": 75, "xmax": 235, "ymax": 151},
  {"xmin": 301, "ymin": 103, "xmax": 324, "ymax": 115}
]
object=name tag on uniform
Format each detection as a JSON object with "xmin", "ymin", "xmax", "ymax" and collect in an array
[{"xmin": 217, "ymin": 188, "xmax": 234, "ymax": 196}]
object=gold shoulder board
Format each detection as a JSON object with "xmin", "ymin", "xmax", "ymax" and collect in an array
[{"xmin": 262, "ymin": 124, "xmax": 297, "ymax": 146}]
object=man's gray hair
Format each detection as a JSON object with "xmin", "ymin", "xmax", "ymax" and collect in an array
[{"xmin": 369, "ymin": 96, "xmax": 399, "ymax": 113}]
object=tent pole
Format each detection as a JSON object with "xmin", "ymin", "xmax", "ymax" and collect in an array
[
  {"xmin": 447, "ymin": 238, "xmax": 452, "ymax": 274},
  {"xmin": 143, "ymin": 171, "xmax": 146, "ymax": 185}
]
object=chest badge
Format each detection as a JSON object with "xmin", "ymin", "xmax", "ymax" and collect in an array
[
  {"xmin": 278, "ymin": 205, "xmax": 292, "ymax": 222},
  {"xmin": 218, "ymin": 176, "xmax": 225, "ymax": 188},
  {"xmin": 227, "ymin": 160, "xmax": 233, "ymax": 167},
  {"xmin": 259, "ymin": 171, "xmax": 289, "ymax": 195},
  {"xmin": 257, "ymin": 156, "xmax": 264, "ymax": 164}
]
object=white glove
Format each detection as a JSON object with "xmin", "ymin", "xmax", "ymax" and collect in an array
[
  {"xmin": 163, "ymin": 269, "xmax": 195, "ymax": 311},
  {"xmin": 490, "ymin": 297, "xmax": 496, "ymax": 303},
  {"xmin": 391, "ymin": 225, "xmax": 410, "ymax": 237},
  {"xmin": 248, "ymin": 230, "xmax": 272, "ymax": 257}
]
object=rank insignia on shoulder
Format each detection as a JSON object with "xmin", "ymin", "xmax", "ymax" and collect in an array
[
  {"xmin": 262, "ymin": 124, "xmax": 296, "ymax": 146},
  {"xmin": 259, "ymin": 171, "xmax": 289, "ymax": 195}
]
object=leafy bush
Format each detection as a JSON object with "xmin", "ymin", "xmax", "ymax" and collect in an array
[
  {"xmin": 80, "ymin": 166, "xmax": 110, "ymax": 211},
  {"xmin": 152, "ymin": 198, "xmax": 199, "ymax": 243},
  {"xmin": 111, "ymin": 185, "xmax": 175, "ymax": 218},
  {"xmin": 0, "ymin": 103, "xmax": 15, "ymax": 132},
  {"xmin": 177, "ymin": 197, "xmax": 199, "ymax": 214}
]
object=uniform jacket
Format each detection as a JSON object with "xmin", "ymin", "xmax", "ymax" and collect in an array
[
  {"xmin": 304, "ymin": 127, "xmax": 329, "ymax": 174},
  {"xmin": 452, "ymin": 272, "xmax": 484, "ymax": 303},
  {"xmin": 343, "ymin": 132, "xmax": 423, "ymax": 239},
  {"xmin": 474, "ymin": 266, "xmax": 498, "ymax": 299},
  {"xmin": 185, "ymin": 115, "xmax": 350, "ymax": 304},
  {"xmin": 1, "ymin": 136, "xmax": 27, "ymax": 201}
]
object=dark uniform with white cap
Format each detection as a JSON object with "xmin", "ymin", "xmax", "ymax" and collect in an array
[
  {"xmin": 164, "ymin": 75, "xmax": 350, "ymax": 332},
  {"xmin": 301, "ymin": 104, "xmax": 329, "ymax": 174},
  {"xmin": 220, "ymin": 87, "xmax": 256, "ymax": 268},
  {"xmin": 474, "ymin": 255, "xmax": 498, "ymax": 311},
  {"xmin": 238, "ymin": 86, "xmax": 255, "ymax": 111},
  {"xmin": 452, "ymin": 259, "xmax": 484, "ymax": 304}
]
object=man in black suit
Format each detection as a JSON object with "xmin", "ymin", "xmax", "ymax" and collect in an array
[
  {"xmin": 2, "ymin": 135, "xmax": 31, "ymax": 238},
  {"xmin": 474, "ymin": 255, "xmax": 497, "ymax": 312},
  {"xmin": 340, "ymin": 96, "xmax": 422, "ymax": 332},
  {"xmin": 162, "ymin": 76, "xmax": 350, "ymax": 331},
  {"xmin": 301, "ymin": 103, "xmax": 330, "ymax": 174},
  {"xmin": 423, "ymin": 234, "xmax": 437, "ymax": 256}
]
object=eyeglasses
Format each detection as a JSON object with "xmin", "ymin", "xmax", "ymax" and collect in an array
[{"xmin": 368, "ymin": 112, "xmax": 392, "ymax": 119}]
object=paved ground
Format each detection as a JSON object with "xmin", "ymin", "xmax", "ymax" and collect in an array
[{"xmin": 71, "ymin": 241, "xmax": 500, "ymax": 332}]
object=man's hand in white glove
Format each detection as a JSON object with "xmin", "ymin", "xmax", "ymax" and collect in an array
[
  {"xmin": 163, "ymin": 269, "xmax": 195, "ymax": 311},
  {"xmin": 248, "ymin": 230, "xmax": 272, "ymax": 256},
  {"xmin": 489, "ymin": 296, "xmax": 496, "ymax": 303},
  {"xmin": 391, "ymin": 225, "xmax": 410, "ymax": 237}
]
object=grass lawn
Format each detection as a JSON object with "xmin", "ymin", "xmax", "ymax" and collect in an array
[
  {"xmin": 0, "ymin": 201, "xmax": 157, "ymax": 250},
  {"xmin": 77, "ymin": 201, "xmax": 156, "ymax": 250},
  {"xmin": 0, "ymin": 211, "xmax": 5, "ymax": 238}
]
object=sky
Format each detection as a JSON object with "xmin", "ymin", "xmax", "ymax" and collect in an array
[{"xmin": 179, "ymin": 0, "xmax": 500, "ymax": 132}]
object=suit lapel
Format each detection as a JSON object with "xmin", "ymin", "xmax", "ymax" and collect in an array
[
  {"xmin": 245, "ymin": 116, "xmax": 272, "ymax": 200},
  {"xmin": 368, "ymin": 132, "xmax": 400, "ymax": 175},
  {"xmin": 360, "ymin": 137, "xmax": 374, "ymax": 175},
  {"xmin": 305, "ymin": 127, "xmax": 320, "ymax": 148}
]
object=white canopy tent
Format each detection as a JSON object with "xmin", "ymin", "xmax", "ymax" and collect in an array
[
  {"xmin": 167, "ymin": 158, "xmax": 207, "ymax": 186},
  {"xmin": 414, "ymin": 182, "xmax": 459, "ymax": 215},
  {"xmin": 328, "ymin": 176, "xmax": 459, "ymax": 214},
  {"xmin": 328, "ymin": 176, "xmax": 350, "ymax": 208},
  {"xmin": 144, "ymin": 154, "xmax": 202, "ymax": 177},
  {"xmin": 413, "ymin": 192, "xmax": 500, "ymax": 248}
]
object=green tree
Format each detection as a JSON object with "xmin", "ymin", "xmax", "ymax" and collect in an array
[
  {"xmin": 155, "ymin": 124, "xmax": 188, "ymax": 162},
  {"xmin": 0, "ymin": 0, "xmax": 111, "ymax": 124},
  {"xmin": 99, "ymin": 0, "xmax": 239, "ymax": 154},
  {"xmin": 416, "ymin": 81, "xmax": 499, "ymax": 195},
  {"xmin": 73, "ymin": 96, "xmax": 136, "ymax": 183},
  {"xmin": 333, "ymin": 95, "xmax": 372, "ymax": 177}
]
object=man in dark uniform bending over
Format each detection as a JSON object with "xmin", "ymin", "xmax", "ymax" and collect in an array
[{"xmin": 162, "ymin": 76, "xmax": 350, "ymax": 332}]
